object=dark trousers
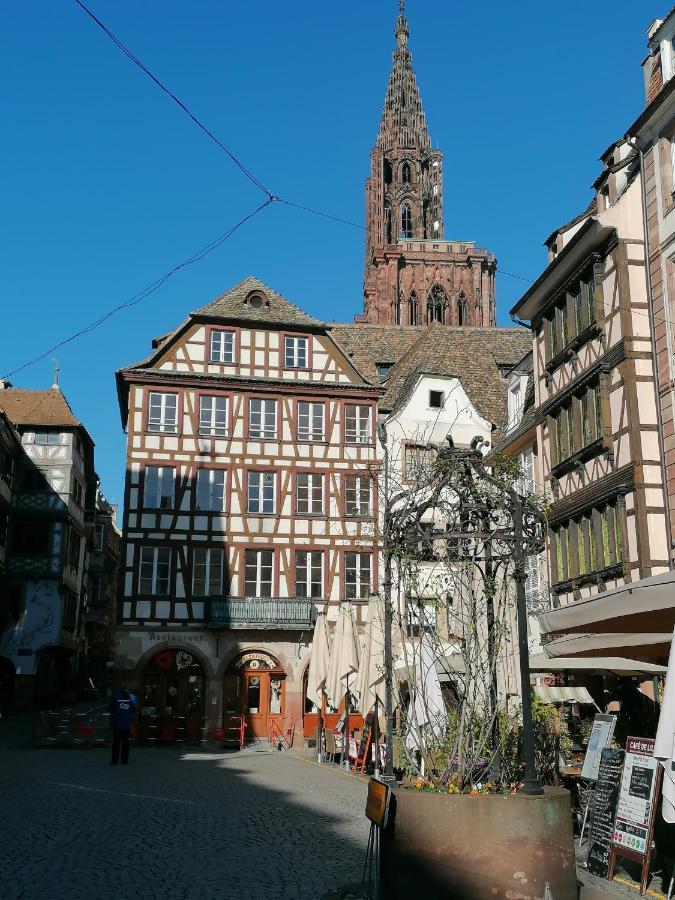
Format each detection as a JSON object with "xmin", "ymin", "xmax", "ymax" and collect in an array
[{"xmin": 111, "ymin": 729, "xmax": 131, "ymax": 764}]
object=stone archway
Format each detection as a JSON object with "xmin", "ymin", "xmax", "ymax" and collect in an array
[
  {"xmin": 223, "ymin": 650, "xmax": 287, "ymax": 742},
  {"xmin": 137, "ymin": 646, "xmax": 208, "ymax": 743}
]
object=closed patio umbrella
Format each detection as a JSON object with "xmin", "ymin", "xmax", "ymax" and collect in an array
[
  {"xmin": 355, "ymin": 595, "xmax": 386, "ymax": 773},
  {"xmin": 325, "ymin": 602, "xmax": 360, "ymax": 768},
  {"xmin": 654, "ymin": 626, "xmax": 675, "ymax": 822},
  {"xmin": 355, "ymin": 595, "xmax": 386, "ymax": 716},
  {"xmin": 404, "ymin": 631, "xmax": 447, "ymax": 769},
  {"xmin": 306, "ymin": 613, "xmax": 330, "ymax": 760}
]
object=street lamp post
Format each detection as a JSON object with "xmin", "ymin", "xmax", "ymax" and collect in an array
[
  {"xmin": 378, "ymin": 422, "xmax": 396, "ymax": 783},
  {"xmin": 511, "ymin": 488, "xmax": 544, "ymax": 796}
]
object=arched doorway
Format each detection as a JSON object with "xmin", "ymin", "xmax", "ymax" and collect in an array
[
  {"xmin": 139, "ymin": 648, "xmax": 206, "ymax": 743},
  {"xmin": 223, "ymin": 651, "xmax": 286, "ymax": 741}
]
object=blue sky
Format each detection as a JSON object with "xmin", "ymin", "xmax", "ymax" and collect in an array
[{"xmin": 1, "ymin": 0, "xmax": 664, "ymax": 508}]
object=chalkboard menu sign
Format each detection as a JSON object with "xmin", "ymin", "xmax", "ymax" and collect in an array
[
  {"xmin": 587, "ymin": 748, "xmax": 624, "ymax": 877},
  {"xmin": 354, "ymin": 712, "xmax": 373, "ymax": 773}
]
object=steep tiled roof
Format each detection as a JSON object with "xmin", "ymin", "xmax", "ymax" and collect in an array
[
  {"xmin": 193, "ymin": 276, "xmax": 322, "ymax": 328},
  {"xmin": 330, "ymin": 324, "xmax": 424, "ymax": 383},
  {"xmin": 0, "ymin": 387, "xmax": 81, "ymax": 427},
  {"xmin": 332, "ymin": 323, "xmax": 531, "ymax": 425}
]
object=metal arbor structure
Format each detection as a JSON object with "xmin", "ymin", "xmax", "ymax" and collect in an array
[{"xmin": 380, "ymin": 434, "xmax": 547, "ymax": 794}]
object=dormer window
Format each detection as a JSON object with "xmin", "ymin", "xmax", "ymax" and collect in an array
[
  {"xmin": 429, "ymin": 390, "xmax": 444, "ymax": 409},
  {"xmin": 601, "ymin": 185, "xmax": 610, "ymax": 211},
  {"xmin": 376, "ymin": 363, "xmax": 393, "ymax": 382},
  {"xmin": 508, "ymin": 381, "xmax": 524, "ymax": 430},
  {"xmin": 284, "ymin": 336, "xmax": 309, "ymax": 368},
  {"xmin": 210, "ymin": 329, "xmax": 236, "ymax": 363},
  {"xmin": 245, "ymin": 291, "xmax": 268, "ymax": 310}
]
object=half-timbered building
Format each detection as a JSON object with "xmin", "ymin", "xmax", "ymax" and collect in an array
[
  {"xmin": 115, "ymin": 278, "xmax": 381, "ymax": 743},
  {"xmin": 512, "ymin": 137, "xmax": 673, "ymax": 662},
  {"xmin": 0, "ymin": 383, "xmax": 97, "ymax": 706}
]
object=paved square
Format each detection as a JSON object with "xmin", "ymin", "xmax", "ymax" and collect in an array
[{"xmin": 1, "ymin": 735, "xmax": 370, "ymax": 900}]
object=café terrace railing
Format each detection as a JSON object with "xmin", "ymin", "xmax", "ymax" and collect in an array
[{"xmin": 207, "ymin": 596, "xmax": 314, "ymax": 630}]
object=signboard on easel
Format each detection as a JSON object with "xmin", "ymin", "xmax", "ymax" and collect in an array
[
  {"xmin": 354, "ymin": 715, "xmax": 373, "ymax": 774},
  {"xmin": 587, "ymin": 748, "xmax": 624, "ymax": 877},
  {"xmin": 608, "ymin": 736, "xmax": 662, "ymax": 895},
  {"xmin": 581, "ymin": 714, "xmax": 617, "ymax": 782}
]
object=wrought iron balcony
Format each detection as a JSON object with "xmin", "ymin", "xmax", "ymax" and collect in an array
[{"xmin": 207, "ymin": 596, "xmax": 314, "ymax": 630}]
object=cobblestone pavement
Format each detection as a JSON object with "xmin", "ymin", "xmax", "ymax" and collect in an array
[{"xmin": 0, "ymin": 730, "xmax": 370, "ymax": 900}]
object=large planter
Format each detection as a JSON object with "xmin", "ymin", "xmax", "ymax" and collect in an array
[{"xmin": 381, "ymin": 786, "xmax": 576, "ymax": 900}]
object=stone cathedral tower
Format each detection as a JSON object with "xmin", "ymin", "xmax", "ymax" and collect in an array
[{"xmin": 362, "ymin": 2, "xmax": 497, "ymax": 327}]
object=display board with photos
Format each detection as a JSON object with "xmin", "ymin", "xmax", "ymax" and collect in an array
[{"xmin": 581, "ymin": 714, "xmax": 617, "ymax": 782}]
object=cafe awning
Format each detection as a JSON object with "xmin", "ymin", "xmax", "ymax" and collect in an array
[
  {"xmin": 529, "ymin": 653, "xmax": 668, "ymax": 676},
  {"xmin": 534, "ymin": 685, "xmax": 597, "ymax": 705},
  {"xmin": 540, "ymin": 631, "xmax": 672, "ymax": 661},
  {"xmin": 538, "ymin": 571, "xmax": 675, "ymax": 638}
]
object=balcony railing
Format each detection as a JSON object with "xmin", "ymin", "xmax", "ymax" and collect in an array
[{"xmin": 207, "ymin": 596, "xmax": 314, "ymax": 630}]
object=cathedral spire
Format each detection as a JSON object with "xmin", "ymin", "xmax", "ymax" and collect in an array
[{"xmin": 376, "ymin": 0, "xmax": 430, "ymax": 151}]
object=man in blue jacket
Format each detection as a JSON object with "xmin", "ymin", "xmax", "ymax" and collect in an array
[{"xmin": 109, "ymin": 685, "xmax": 138, "ymax": 765}]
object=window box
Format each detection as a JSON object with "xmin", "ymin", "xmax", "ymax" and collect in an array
[
  {"xmin": 545, "ymin": 321, "xmax": 602, "ymax": 376},
  {"xmin": 551, "ymin": 562, "xmax": 624, "ymax": 595},
  {"xmin": 550, "ymin": 437, "xmax": 606, "ymax": 480}
]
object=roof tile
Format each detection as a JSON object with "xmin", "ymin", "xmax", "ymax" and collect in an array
[
  {"xmin": 193, "ymin": 276, "xmax": 323, "ymax": 328},
  {"xmin": 332, "ymin": 323, "xmax": 531, "ymax": 425},
  {"xmin": 0, "ymin": 387, "xmax": 81, "ymax": 427}
]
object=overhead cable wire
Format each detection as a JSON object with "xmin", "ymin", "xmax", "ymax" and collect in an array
[
  {"xmin": 2, "ymin": 199, "xmax": 273, "ymax": 380},
  {"xmin": 72, "ymin": 2, "xmax": 538, "ymax": 285},
  {"xmin": 73, "ymin": 0, "xmax": 273, "ymax": 199}
]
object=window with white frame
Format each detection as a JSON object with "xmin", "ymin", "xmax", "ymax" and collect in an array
[
  {"xmin": 345, "ymin": 404, "xmax": 371, "ymax": 443},
  {"xmin": 244, "ymin": 549, "xmax": 273, "ymax": 597},
  {"xmin": 284, "ymin": 336, "xmax": 308, "ymax": 368},
  {"xmin": 524, "ymin": 555, "xmax": 542, "ymax": 609},
  {"xmin": 297, "ymin": 402, "xmax": 325, "ymax": 441},
  {"xmin": 143, "ymin": 466, "xmax": 175, "ymax": 509},
  {"xmin": 295, "ymin": 550, "xmax": 323, "ymax": 598},
  {"xmin": 195, "ymin": 468, "xmax": 226, "ymax": 512},
  {"xmin": 345, "ymin": 552, "xmax": 371, "ymax": 600},
  {"xmin": 192, "ymin": 547, "xmax": 224, "ymax": 597},
  {"xmin": 248, "ymin": 398, "xmax": 277, "ymax": 439},
  {"xmin": 34, "ymin": 432, "xmax": 60, "ymax": 445},
  {"xmin": 139, "ymin": 546, "xmax": 171, "ymax": 595},
  {"xmin": 147, "ymin": 392, "xmax": 178, "ymax": 434},
  {"xmin": 344, "ymin": 474, "xmax": 371, "ymax": 517},
  {"xmin": 518, "ymin": 449, "xmax": 535, "ymax": 497},
  {"xmin": 296, "ymin": 473, "xmax": 324, "ymax": 515},
  {"xmin": 407, "ymin": 599, "xmax": 435, "ymax": 636},
  {"xmin": 199, "ymin": 395, "xmax": 228, "ymax": 437},
  {"xmin": 93, "ymin": 523, "xmax": 105, "ymax": 551},
  {"xmin": 508, "ymin": 381, "xmax": 524, "ymax": 429},
  {"xmin": 210, "ymin": 329, "xmax": 235, "ymax": 363},
  {"xmin": 247, "ymin": 471, "xmax": 275, "ymax": 514},
  {"xmin": 404, "ymin": 444, "xmax": 436, "ymax": 481}
]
